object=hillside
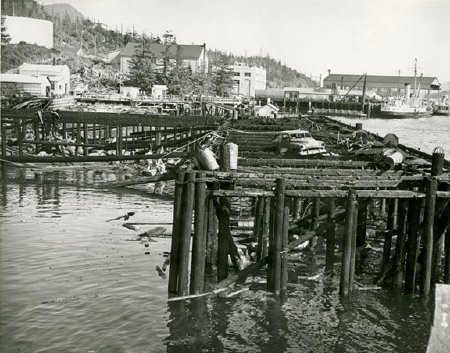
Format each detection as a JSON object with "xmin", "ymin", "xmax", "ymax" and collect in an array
[
  {"xmin": 208, "ymin": 50, "xmax": 316, "ymax": 88},
  {"xmin": 1, "ymin": 0, "xmax": 315, "ymax": 89},
  {"xmin": 43, "ymin": 3, "xmax": 85, "ymax": 22}
]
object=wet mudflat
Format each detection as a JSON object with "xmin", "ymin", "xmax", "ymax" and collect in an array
[{"xmin": 0, "ymin": 170, "xmax": 433, "ymax": 353}]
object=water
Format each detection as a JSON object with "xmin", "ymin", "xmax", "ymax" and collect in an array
[
  {"xmin": 332, "ymin": 115, "xmax": 450, "ymax": 156},
  {"xmin": 0, "ymin": 168, "xmax": 435, "ymax": 352}
]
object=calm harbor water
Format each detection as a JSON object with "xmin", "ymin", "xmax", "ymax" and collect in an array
[
  {"xmin": 0, "ymin": 167, "xmax": 434, "ymax": 353},
  {"xmin": 332, "ymin": 115, "xmax": 450, "ymax": 156}
]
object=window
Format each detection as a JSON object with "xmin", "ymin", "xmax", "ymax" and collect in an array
[
  {"xmin": 244, "ymin": 73, "xmax": 251, "ymax": 77},
  {"xmin": 233, "ymin": 80, "xmax": 240, "ymax": 84},
  {"xmin": 233, "ymin": 72, "xmax": 240, "ymax": 76}
]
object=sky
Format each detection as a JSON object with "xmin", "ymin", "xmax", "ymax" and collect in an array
[{"xmin": 39, "ymin": 0, "xmax": 450, "ymax": 84}]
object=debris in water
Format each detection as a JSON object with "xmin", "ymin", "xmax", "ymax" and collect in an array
[
  {"xmin": 137, "ymin": 226, "xmax": 167, "ymax": 238},
  {"xmin": 156, "ymin": 265, "xmax": 166, "ymax": 278},
  {"xmin": 106, "ymin": 211, "xmax": 136, "ymax": 222},
  {"xmin": 123, "ymin": 223, "xmax": 140, "ymax": 231}
]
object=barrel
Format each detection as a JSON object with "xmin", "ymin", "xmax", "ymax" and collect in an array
[{"xmin": 194, "ymin": 148, "xmax": 220, "ymax": 171}]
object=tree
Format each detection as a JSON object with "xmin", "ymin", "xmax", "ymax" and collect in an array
[
  {"xmin": 167, "ymin": 46, "xmax": 192, "ymax": 95},
  {"xmin": 1, "ymin": 16, "xmax": 11, "ymax": 45},
  {"xmin": 125, "ymin": 43, "xmax": 157, "ymax": 92},
  {"xmin": 211, "ymin": 56, "xmax": 234, "ymax": 97}
]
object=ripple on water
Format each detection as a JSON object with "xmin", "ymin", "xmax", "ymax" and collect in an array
[{"xmin": 0, "ymin": 177, "xmax": 433, "ymax": 353}]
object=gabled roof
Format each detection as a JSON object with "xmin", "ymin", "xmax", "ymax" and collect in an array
[
  {"xmin": 0, "ymin": 73, "xmax": 50, "ymax": 85},
  {"xmin": 117, "ymin": 42, "xmax": 205, "ymax": 60},
  {"xmin": 324, "ymin": 74, "xmax": 440, "ymax": 88},
  {"xmin": 19, "ymin": 63, "xmax": 70, "ymax": 74}
]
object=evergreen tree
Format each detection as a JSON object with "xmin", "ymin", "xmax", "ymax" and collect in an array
[
  {"xmin": 167, "ymin": 46, "xmax": 192, "ymax": 95},
  {"xmin": 1, "ymin": 16, "xmax": 11, "ymax": 45},
  {"xmin": 211, "ymin": 56, "xmax": 234, "ymax": 97},
  {"xmin": 125, "ymin": 43, "xmax": 156, "ymax": 92}
]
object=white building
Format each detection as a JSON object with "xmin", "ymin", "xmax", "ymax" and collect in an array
[
  {"xmin": 18, "ymin": 64, "xmax": 71, "ymax": 96},
  {"xmin": 152, "ymin": 85, "xmax": 167, "ymax": 99},
  {"xmin": 0, "ymin": 74, "xmax": 51, "ymax": 97},
  {"xmin": 256, "ymin": 103, "xmax": 279, "ymax": 118},
  {"xmin": 231, "ymin": 63, "xmax": 266, "ymax": 98},
  {"xmin": 111, "ymin": 42, "xmax": 208, "ymax": 75},
  {"xmin": 3, "ymin": 16, "xmax": 53, "ymax": 49}
]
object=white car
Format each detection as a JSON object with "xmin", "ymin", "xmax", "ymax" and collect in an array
[{"xmin": 271, "ymin": 130, "xmax": 326, "ymax": 156}]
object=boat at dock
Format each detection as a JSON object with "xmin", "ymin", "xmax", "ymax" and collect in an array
[
  {"xmin": 379, "ymin": 97, "xmax": 432, "ymax": 118},
  {"xmin": 379, "ymin": 59, "xmax": 433, "ymax": 119},
  {"xmin": 433, "ymin": 97, "xmax": 450, "ymax": 116}
]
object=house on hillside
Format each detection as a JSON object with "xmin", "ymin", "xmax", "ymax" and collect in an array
[
  {"xmin": 111, "ymin": 42, "xmax": 208, "ymax": 75},
  {"xmin": 231, "ymin": 63, "xmax": 266, "ymax": 98},
  {"xmin": 18, "ymin": 63, "xmax": 71, "ymax": 96},
  {"xmin": 0, "ymin": 74, "xmax": 51, "ymax": 98}
]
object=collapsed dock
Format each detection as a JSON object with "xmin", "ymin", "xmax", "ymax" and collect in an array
[{"xmin": 1, "ymin": 109, "xmax": 449, "ymax": 300}]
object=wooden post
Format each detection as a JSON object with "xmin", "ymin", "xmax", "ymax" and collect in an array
[
  {"xmin": 349, "ymin": 202, "xmax": 358, "ymax": 293},
  {"xmin": 340, "ymin": 190, "xmax": 356, "ymax": 297},
  {"xmin": 422, "ymin": 177, "xmax": 438, "ymax": 296},
  {"xmin": 254, "ymin": 197, "xmax": 265, "ymax": 261},
  {"xmin": 261, "ymin": 197, "xmax": 271, "ymax": 259},
  {"xmin": 393, "ymin": 199, "xmax": 408, "ymax": 289},
  {"xmin": 271, "ymin": 178, "xmax": 286, "ymax": 295},
  {"xmin": 168, "ymin": 171, "xmax": 185, "ymax": 295},
  {"xmin": 83, "ymin": 123, "xmax": 88, "ymax": 156},
  {"xmin": 293, "ymin": 198, "xmax": 302, "ymax": 219},
  {"xmin": 281, "ymin": 203, "xmax": 290, "ymax": 293},
  {"xmin": 325, "ymin": 198, "xmax": 336, "ymax": 275},
  {"xmin": 62, "ymin": 122, "xmax": 67, "ymax": 139},
  {"xmin": 75, "ymin": 123, "xmax": 81, "ymax": 156},
  {"xmin": 356, "ymin": 202, "xmax": 367, "ymax": 248},
  {"xmin": 405, "ymin": 198, "xmax": 421, "ymax": 292},
  {"xmin": 190, "ymin": 172, "xmax": 207, "ymax": 294},
  {"xmin": 117, "ymin": 125, "xmax": 123, "ymax": 156},
  {"xmin": 177, "ymin": 172, "xmax": 196, "ymax": 296},
  {"xmin": 205, "ymin": 196, "xmax": 218, "ymax": 284},
  {"xmin": 309, "ymin": 198, "xmax": 320, "ymax": 248},
  {"xmin": 1, "ymin": 122, "xmax": 6, "ymax": 157},
  {"xmin": 17, "ymin": 121, "xmax": 23, "ymax": 157}
]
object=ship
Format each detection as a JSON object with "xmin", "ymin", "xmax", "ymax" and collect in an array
[
  {"xmin": 433, "ymin": 97, "xmax": 450, "ymax": 116},
  {"xmin": 379, "ymin": 59, "xmax": 432, "ymax": 119}
]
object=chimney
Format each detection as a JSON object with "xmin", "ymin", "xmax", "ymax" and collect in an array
[{"xmin": 53, "ymin": 57, "xmax": 56, "ymax": 66}]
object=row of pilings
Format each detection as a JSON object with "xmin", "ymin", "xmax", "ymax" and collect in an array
[{"xmin": 168, "ymin": 149, "xmax": 450, "ymax": 299}]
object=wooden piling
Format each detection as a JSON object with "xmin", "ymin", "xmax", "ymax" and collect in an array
[
  {"xmin": 356, "ymin": 202, "xmax": 367, "ymax": 248},
  {"xmin": 168, "ymin": 171, "xmax": 185, "ymax": 295},
  {"xmin": 293, "ymin": 198, "xmax": 302, "ymax": 219},
  {"xmin": 17, "ymin": 121, "xmax": 23, "ymax": 157},
  {"xmin": 281, "ymin": 203, "xmax": 290, "ymax": 293},
  {"xmin": 261, "ymin": 197, "xmax": 271, "ymax": 259},
  {"xmin": 271, "ymin": 178, "xmax": 286, "ymax": 295},
  {"xmin": 309, "ymin": 198, "xmax": 320, "ymax": 248},
  {"xmin": 217, "ymin": 196, "xmax": 231, "ymax": 282},
  {"xmin": 254, "ymin": 197, "xmax": 265, "ymax": 260},
  {"xmin": 422, "ymin": 176, "xmax": 438, "ymax": 296},
  {"xmin": 83, "ymin": 123, "xmax": 88, "ymax": 156},
  {"xmin": 190, "ymin": 172, "xmax": 207, "ymax": 294},
  {"xmin": 405, "ymin": 198, "xmax": 421, "ymax": 292},
  {"xmin": 340, "ymin": 190, "xmax": 356, "ymax": 297},
  {"xmin": 177, "ymin": 172, "xmax": 196, "ymax": 296},
  {"xmin": 205, "ymin": 196, "xmax": 218, "ymax": 284},
  {"xmin": 349, "ymin": 202, "xmax": 358, "ymax": 293},
  {"xmin": 393, "ymin": 199, "xmax": 408, "ymax": 289},
  {"xmin": 117, "ymin": 125, "xmax": 123, "ymax": 156},
  {"xmin": 325, "ymin": 198, "xmax": 336, "ymax": 274}
]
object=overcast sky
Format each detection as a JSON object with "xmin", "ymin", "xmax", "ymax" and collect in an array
[{"xmin": 39, "ymin": 0, "xmax": 450, "ymax": 83}]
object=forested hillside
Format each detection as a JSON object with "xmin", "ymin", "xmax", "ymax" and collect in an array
[{"xmin": 1, "ymin": 0, "xmax": 315, "ymax": 89}]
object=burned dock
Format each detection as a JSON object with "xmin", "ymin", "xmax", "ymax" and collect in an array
[{"xmin": 1, "ymin": 109, "xmax": 449, "ymax": 301}]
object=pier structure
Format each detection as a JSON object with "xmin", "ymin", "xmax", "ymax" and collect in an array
[
  {"xmin": 167, "ymin": 140, "xmax": 449, "ymax": 299},
  {"xmin": 1, "ymin": 110, "xmax": 449, "ymax": 300}
]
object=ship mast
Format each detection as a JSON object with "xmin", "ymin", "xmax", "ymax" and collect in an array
[{"xmin": 414, "ymin": 58, "xmax": 417, "ymax": 99}]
